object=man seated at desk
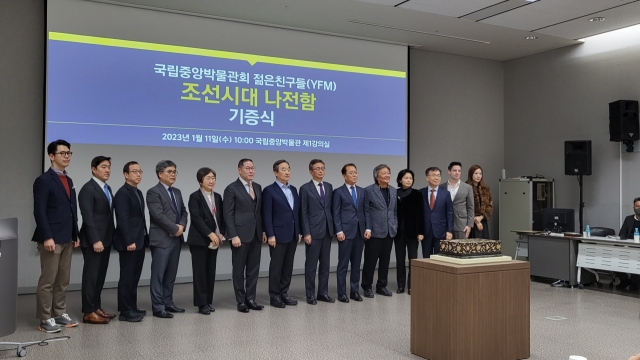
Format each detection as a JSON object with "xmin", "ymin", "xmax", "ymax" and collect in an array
[{"xmin": 616, "ymin": 197, "xmax": 640, "ymax": 291}]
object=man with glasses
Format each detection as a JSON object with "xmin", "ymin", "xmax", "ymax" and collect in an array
[
  {"xmin": 78, "ymin": 156, "xmax": 116, "ymax": 324},
  {"xmin": 300, "ymin": 159, "xmax": 335, "ymax": 305},
  {"xmin": 223, "ymin": 159, "xmax": 266, "ymax": 313},
  {"xmin": 113, "ymin": 161, "xmax": 148, "ymax": 322},
  {"xmin": 421, "ymin": 167, "xmax": 453, "ymax": 258},
  {"xmin": 32, "ymin": 139, "xmax": 80, "ymax": 332},
  {"xmin": 147, "ymin": 160, "xmax": 188, "ymax": 318}
]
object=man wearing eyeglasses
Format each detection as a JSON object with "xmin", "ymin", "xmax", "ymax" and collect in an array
[
  {"xmin": 32, "ymin": 139, "xmax": 80, "ymax": 333},
  {"xmin": 147, "ymin": 160, "xmax": 188, "ymax": 319}
]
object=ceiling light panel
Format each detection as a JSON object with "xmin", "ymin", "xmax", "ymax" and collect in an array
[
  {"xmin": 536, "ymin": 1, "xmax": 640, "ymax": 39},
  {"xmin": 481, "ymin": 0, "xmax": 635, "ymax": 32},
  {"xmin": 352, "ymin": 0, "xmax": 404, "ymax": 5},
  {"xmin": 398, "ymin": 0, "xmax": 501, "ymax": 18}
]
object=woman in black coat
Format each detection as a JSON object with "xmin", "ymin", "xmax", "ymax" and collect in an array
[
  {"xmin": 187, "ymin": 167, "xmax": 225, "ymax": 315},
  {"xmin": 394, "ymin": 169, "xmax": 424, "ymax": 294}
]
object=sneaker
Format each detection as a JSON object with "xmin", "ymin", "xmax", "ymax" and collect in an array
[
  {"xmin": 39, "ymin": 318, "xmax": 61, "ymax": 333},
  {"xmin": 54, "ymin": 313, "xmax": 79, "ymax": 328}
]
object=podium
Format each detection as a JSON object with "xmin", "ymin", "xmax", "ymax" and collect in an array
[
  {"xmin": 0, "ymin": 218, "xmax": 18, "ymax": 337},
  {"xmin": 410, "ymin": 259, "xmax": 530, "ymax": 360}
]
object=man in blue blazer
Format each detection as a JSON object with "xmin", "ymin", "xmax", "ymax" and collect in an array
[
  {"xmin": 32, "ymin": 139, "xmax": 80, "ymax": 333},
  {"xmin": 113, "ymin": 161, "xmax": 148, "ymax": 322},
  {"xmin": 332, "ymin": 163, "xmax": 366, "ymax": 303},
  {"xmin": 420, "ymin": 167, "xmax": 453, "ymax": 258},
  {"xmin": 300, "ymin": 159, "xmax": 335, "ymax": 305},
  {"xmin": 262, "ymin": 160, "xmax": 301, "ymax": 308},
  {"xmin": 147, "ymin": 160, "xmax": 189, "ymax": 318}
]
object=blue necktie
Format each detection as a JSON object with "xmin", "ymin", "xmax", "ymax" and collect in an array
[
  {"xmin": 318, "ymin": 183, "xmax": 325, "ymax": 205},
  {"xmin": 350, "ymin": 186, "xmax": 357, "ymax": 206},
  {"xmin": 168, "ymin": 187, "xmax": 180, "ymax": 223},
  {"xmin": 103, "ymin": 184, "xmax": 111, "ymax": 208}
]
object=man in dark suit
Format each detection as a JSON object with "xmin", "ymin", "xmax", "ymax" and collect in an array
[
  {"xmin": 263, "ymin": 160, "xmax": 301, "ymax": 308},
  {"xmin": 421, "ymin": 167, "xmax": 453, "ymax": 258},
  {"xmin": 223, "ymin": 158, "xmax": 266, "ymax": 313},
  {"xmin": 332, "ymin": 163, "xmax": 366, "ymax": 303},
  {"xmin": 113, "ymin": 161, "xmax": 148, "ymax": 322},
  {"xmin": 616, "ymin": 197, "xmax": 640, "ymax": 291},
  {"xmin": 147, "ymin": 160, "xmax": 188, "ymax": 318},
  {"xmin": 32, "ymin": 139, "xmax": 80, "ymax": 333},
  {"xmin": 300, "ymin": 159, "xmax": 335, "ymax": 305},
  {"xmin": 78, "ymin": 156, "xmax": 116, "ymax": 324},
  {"xmin": 362, "ymin": 164, "xmax": 398, "ymax": 298}
]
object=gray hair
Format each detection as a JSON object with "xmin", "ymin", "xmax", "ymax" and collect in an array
[
  {"xmin": 155, "ymin": 160, "xmax": 177, "ymax": 178},
  {"xmin": 373, "ymin": 164, "xmax": 390, "ymax": 185}
]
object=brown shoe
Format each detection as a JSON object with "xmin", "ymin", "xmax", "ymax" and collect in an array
[
  {"xmin": 96, "ymin": 308, "xmax": 116, "ymax": 319},
  {"xmin": 83, "ymin": 312, "xmax": 110, "ymax": 324}
]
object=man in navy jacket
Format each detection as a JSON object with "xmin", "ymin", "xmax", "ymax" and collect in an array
[{"xmin": 420, "ymin": 167, "xmax": 453, "ymax": 258}]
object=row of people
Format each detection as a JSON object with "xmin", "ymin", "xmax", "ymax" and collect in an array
[{"xmin": 32, "ymin": 139, "xmax": 493, "ymax": 333}]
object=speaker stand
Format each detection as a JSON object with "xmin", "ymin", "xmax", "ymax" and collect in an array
[{"xmin": 578, "ymin": 174, "xmax": 584, "ymax": 233}]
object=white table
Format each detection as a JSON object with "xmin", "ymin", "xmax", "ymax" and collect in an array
[{"xmin": 576, "ymin": 236, "xmax": 640, "ymax": 286}]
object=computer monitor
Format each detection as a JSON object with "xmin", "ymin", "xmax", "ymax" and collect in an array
[{"xmin": 542, "ymin": 208, "xmax": 575, "ymax": 233}]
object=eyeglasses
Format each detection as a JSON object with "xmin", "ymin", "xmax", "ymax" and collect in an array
[
  {"xmin": 203, "ymin": 176, "xmax": 216, "ymax": 181},
  {"xmin": 428, "ymin": 174, "xmax": 441, "ymax": 178},
  {"xmin": 313, "ymin": 167, "xmax": 325, "ymax": 171},
  {"xmin": 129, "ymin": 170, "xmax": 143, "ymax": 175},
  {"xmin": 164, "ymin": 170, "xmax": 178, "ymax": 175},
  {"xmin": 243, "ymin": 167, "xmax": 256, "ymax": 171},
  {"xmin": 55, "ymin": 151, "xmax": 73, "ymax": 157}
]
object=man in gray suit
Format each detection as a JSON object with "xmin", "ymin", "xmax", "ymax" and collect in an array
[
  {"xmin": 300, "ymin": 159, "xmax": 335, "ymax": 305},
  {"xmin": 223, "ymin": 158, "xmax": 266, "ymax": 313},
  {"xmin": 440, "ymin": 162, "xmax": 474, "ymax": 239},
  {"xmin": 362, "ymin": 164, "xmax": 398, "ymax": 298},
  {"xmin": 147, "ymin": 160, "xmax": 188, "ymax": 318}
]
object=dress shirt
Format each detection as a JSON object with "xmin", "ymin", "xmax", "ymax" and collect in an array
[
  {"xmin": 239, "ymin": 177, "xmax": 253, "ymax": 195},
  {"xmin": 312, "ymin": 179, "xmax": 325, "ymax": 197},
  {"xmin": 428, "ymin": 186, "xmax": 439, "ymax": 207},
  {"xmin": 92, "ymin": 177, "xmax": 111, "ymax": 208},
  {"xmin": 50, "ymin": 167, "xmax": 68, "ymax": 176},
  {"xmin": 276, "ymin": 180, "xmax": 294, "ymax": 209},
  {"xmin": 447, "ymin": 179, "xmax": 460, "ymax": 200}
]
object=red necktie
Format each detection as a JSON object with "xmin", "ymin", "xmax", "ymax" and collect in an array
[{"xmin": 430, "ymin": 189, "xmax": 436, "ymax": 210}]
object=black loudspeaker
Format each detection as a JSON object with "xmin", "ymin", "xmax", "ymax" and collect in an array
[
  {"xmin": 565, "ymin": 140, "xmax": 592, "ymax": 176},
  {"xmin": 609, "ymin": 100, "xmax": 639, "ymax": 141}
]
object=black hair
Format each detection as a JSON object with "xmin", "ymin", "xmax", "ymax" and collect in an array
[
  {"xmin": 47, "ymin": 139, "xmax": 71, "ymax": 155},
  {"xmin": 341, "ymin": 163, "xmax": 357, "ymax": 175},
  {"xmin": 123, "ymin": 161, "xmax": 139, "ymax": 173},
  {"xmin": 448, "ymin": 161, "xmax": 462, "ymax": 171},
  {"xmin": 91, "ymin": 156, "xmax": 111, "ymax": 169},
  {"xmin": 309, "ymin": 159, "xmax": 325, "ymax": 170},
  {"xmin": 425, "ymin": 167, "xmax": 441, "ymax": 176},
  {"xmin": 273, "ymin": 160, "xmax": 290, "ymax": 172},
  {"xmin": 196, "ymin": 167, "xmax": 216, "ymax": 184},
  {"xmin": 396, "ymin": 169, "xmax": 415, "ymax": 187}
]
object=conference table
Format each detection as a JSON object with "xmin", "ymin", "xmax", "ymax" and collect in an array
[{"xmin": 576, "ymin": 236, "xmax": 640, "ymax": 285}]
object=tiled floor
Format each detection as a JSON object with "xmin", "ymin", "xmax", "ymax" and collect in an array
[{"xmin": 1, "ymin": 270, "xmax": 638, "ymax": 359}]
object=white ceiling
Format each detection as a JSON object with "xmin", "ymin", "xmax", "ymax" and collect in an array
[{"xmin": 96, "ymin": 0, "xmax": 640, "ymax": 61}]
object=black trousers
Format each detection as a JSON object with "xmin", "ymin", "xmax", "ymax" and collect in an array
[
  {"xmin": 231, "ymin": 234, "xmax": 261, "ymax": 304},
  {"xmin": 361, "ymin": 236, "xmax": 393, "ymax": 291},
  {"xmin": 394, "ymin": 232, "xmax": 419, "ymax": 290},
  {"xmin": 304, "ymin": 233, "xmax": 332, "ymax": 299},
  {"xmin": 336, "ymin": 234, "xmax": 364, "ymax": 296},
  {"xmin": 81, "ymin": 245, "xmax": 111, "ymax": 313},
  {"xmin": 190, "ymin": 245, "xmax": 218, "ymax": 307},
  {"xmin": 421, "ymin": 229, "xmax": 441, "ymax": 258},
  {"xmin": 117, "ymin": 248, "xmax": 145, "ymax": 313},
  {"xmin": 269, "ymin": 240, "xmax": 297, "ymax": 300}
]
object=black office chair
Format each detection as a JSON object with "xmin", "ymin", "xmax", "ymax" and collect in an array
[{"xmin": 584, "ymin": 226, "xmax": 617, "ymax": 288}]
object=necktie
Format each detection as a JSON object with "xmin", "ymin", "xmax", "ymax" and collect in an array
[
  {"xmin": 350, "ymin": 186, "xmax": 357, "ymax": 206},
  {"xmin": 430, "ymin": 189, "xmax": 436, "ymax": 210},
  {"xmin": 249, "ymin": 182, "xmax": 255, "ymax": 200},
  {"xmin": 168, "ymin": 187, "xmax": 180, "ymax": 223},
  {"xmin": 103, "ymin": 184, "xmax": 111, "ymax": 208},
  {"xmin": 318, "ymin": 182, "xmax": 325, "ymax": 205}
]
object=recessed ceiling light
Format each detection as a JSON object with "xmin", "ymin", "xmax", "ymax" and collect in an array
[
  {"xmin": 525, "ymin": 36, "xmax": 538, "ymax": 40},
  {"xmin": 589, "ymin": 17, "xmax": 605, "ymax": 22}
]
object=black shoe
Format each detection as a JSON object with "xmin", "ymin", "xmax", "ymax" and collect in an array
[
  {"xmin": 198, "ymin": 306, "xmax": 211, "ymax": 315},
  {"xmin": 307, "ymin": 297, "xmax": 317, "ymax": 305},
  {"xmin": 237, "ymin": 303, "xmax": 250, "ymax": 313},
  {"xmin": 270, "ymin": 298, "xmax": 286, "ymax": 308},
  {"xmin": 207, "ymin": 304, "xmax": 215, "ymax": 312},
  {"xmin": 376, "ymin": 287, "xmax": 393, "ymax": 297},
  {"xmin": 281, "ymin": 296, "xmax": 298, "ymax": 306},
  {"xmin": 245, "ymin": 300, "xmax": 264, "ymax": 310},
  {"xmin": 338, "ymin": 294, "xmax": 350, "ymax": 303},
  {"xmin": 317, "ymin": 294, "xmax": 335, "ymax": 303},
  {"xmin": 408, "ymin": 289, "xmax": 411, "ymax": 295},
  {"xmin": 397, "ymin": 287, "xmax": 405, "ymax": 294},
  {"xmin": 134, "ymin": 308, "xmax": 147, "ymax": 316},
  {"xmin": 152, "ymin": 310, "xmax": 173, "ymax": 318},
  {"xmin": 363, "ymin": 289, "xmax": 374, "ymax": 298},
  {"xmin": 350, "ymin": 292, "xmax": 363, "ymax": 301},
  {"xmin": 119, "ymin": 311, "xmax": 143, "ymax": 322},
  {"xmin": 166, "ymin": 305, "xmax": 185, "ymax": 313}
]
